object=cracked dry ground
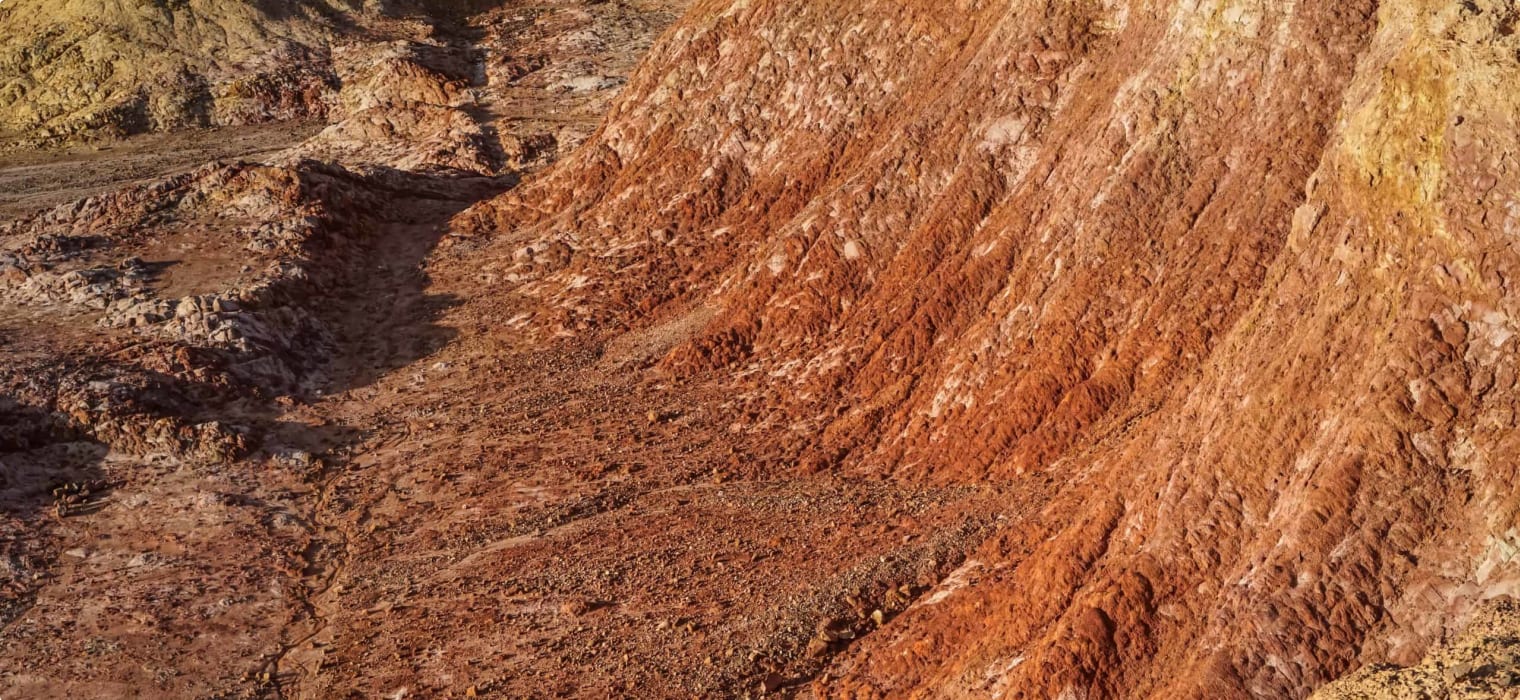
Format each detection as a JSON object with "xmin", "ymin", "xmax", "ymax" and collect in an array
[
  {"xmin": 0, "ymin": 183, "xmax": 1011, "ymax": 698},
  {"xmin": 280, "ymin": 187, "xmax": 1018, "ymax": 699},
  {"xmin": 278, "ymin": 250, "xmax": 1016, "ymax": 698}
]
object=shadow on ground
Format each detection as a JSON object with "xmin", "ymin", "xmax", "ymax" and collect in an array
[
  {"xmin": 0, "ymin": 396, "xmax": 108, "ymax": 627},
  {"xmin": 310, "ymin": 168, "xmax": 515, "ymax": 393}
]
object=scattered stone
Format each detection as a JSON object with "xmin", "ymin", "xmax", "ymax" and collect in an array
[
  {"xmin": 759, "ymin": 673, "xmax": 786, "ymax": 694},
  {"xmin": 1446, "ymin": 662, "xmax": 1473, "ymax": 682}
]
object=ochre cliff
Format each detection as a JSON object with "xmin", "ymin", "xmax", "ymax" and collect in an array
[
  {"xmin": 454, "ymin": 0, "xmax": 1520, "ymax": 696},
  {"xmin": 0, "ymin": 0, "xmax": 365, "ymax": 145}
]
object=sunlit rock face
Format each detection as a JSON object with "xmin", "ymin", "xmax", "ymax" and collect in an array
[
  {"xmin": 0, "ymin": 0, "xmax": 363, "ymax": 145},
  {"xmin": 459, "ymin": 0, "xmax": 1520, "ymax": 696}
]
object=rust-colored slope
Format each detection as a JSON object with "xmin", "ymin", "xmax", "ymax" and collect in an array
[{"xmin": 455, "ymin": 0, "xmax": 1520, "ymax": 696}]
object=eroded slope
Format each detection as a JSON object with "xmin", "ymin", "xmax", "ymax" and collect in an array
[
  {"xmin": 0, "ymin": 0, "xmax": 357, "ymax": 146},
  {"xmin": 4, "ymin": 0, "xmax": 1520, "ymax": 697},
  {"xmin": 453, "ymin": 0, "xmax": 1520, "ymax": 696}
]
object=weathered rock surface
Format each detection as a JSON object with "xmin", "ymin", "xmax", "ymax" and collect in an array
[
  {"xmin": 455, "ymin": 0, "xmax": 1520, "ymax": 696},
  {"xmin": 5, "ymin": 0, "xmax": 1520, "ymax": 698},
  {"xmin": 1315, "ymin": 597, "xmax": 1520, "ymax": 699},
  {"xmin": 0, "ymin": 0, "xmax": 351, "ymax": 147}
]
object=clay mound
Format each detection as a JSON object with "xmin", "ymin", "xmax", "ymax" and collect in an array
[
  {"xmin": 0, "ymin": 159, "xmax": 375, "ymax": 446},
  {"xmin": 299, "ymin": 38, "xmax": 500, "ymax": 173},
  {"xmin": 456, "ymin": 0, "xmax": 1520, "ymax": 696}
]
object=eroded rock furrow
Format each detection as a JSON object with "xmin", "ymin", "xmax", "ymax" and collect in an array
[{"xmin": 6, "ymin": 0, "xmax": 1520, "ymax": 699}]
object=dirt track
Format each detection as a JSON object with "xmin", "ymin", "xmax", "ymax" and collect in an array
[{"xmin": 0, "ymin": 122, "xmax": 324, "ymax": 221}]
